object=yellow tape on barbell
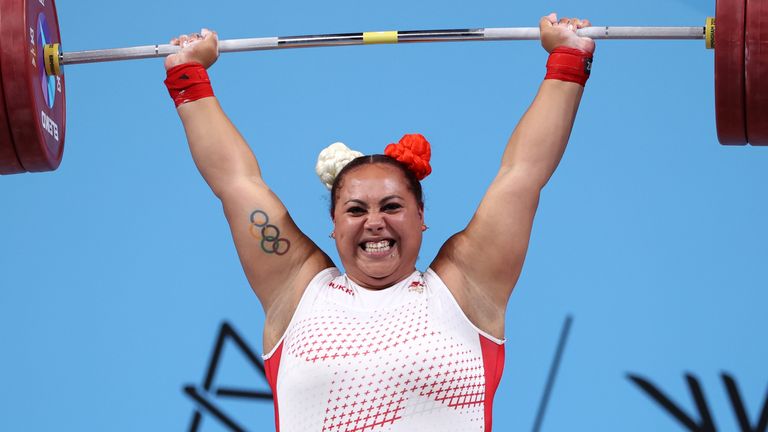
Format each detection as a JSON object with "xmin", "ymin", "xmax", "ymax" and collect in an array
[
  {"xmin": 705, "ymin": 17, "xmax": 715, "ymax": 50},
  {"xmin": 44, "ymin": 43, "xmax": 61, "ymax": 76},
  {"xmin": 363, "ymin": 31, "xmax": 398, "ymax": 44}
]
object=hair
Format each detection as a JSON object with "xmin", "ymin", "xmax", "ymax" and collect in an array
[{"xmin": 329, "ymin": 154, "xmax": 424, "ymax": 218}]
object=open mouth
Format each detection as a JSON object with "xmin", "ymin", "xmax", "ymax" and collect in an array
[{"xmin": 360, "ymin": 239, "xmax": 396, "ymax": 254}]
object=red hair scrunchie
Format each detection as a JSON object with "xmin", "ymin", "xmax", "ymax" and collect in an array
[{"xmin": 384, "ymin": 134, "xmax": 432, "ymax": 181}]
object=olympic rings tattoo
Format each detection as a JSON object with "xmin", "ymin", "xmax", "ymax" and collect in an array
[{"xmin": 249, "ymin": 209, "xmax": 291, "ymax": 256}]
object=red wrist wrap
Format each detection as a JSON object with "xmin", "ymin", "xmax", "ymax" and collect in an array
[
  {"xmin": 164, "ymin": 63, "xmax": 215, "ymax": 107},
  {"xmin": 545, "ymin": 47, "xmax": 593, "ymax": 86}
]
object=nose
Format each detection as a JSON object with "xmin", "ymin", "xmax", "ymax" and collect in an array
[{"xmin": 364, "ymin": 211, "xmax": 385, "ymax": 232}]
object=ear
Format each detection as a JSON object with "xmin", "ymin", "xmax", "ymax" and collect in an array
[{"xmin": 418, "ymin": 204, "xmax": 424, "ymax": 224}]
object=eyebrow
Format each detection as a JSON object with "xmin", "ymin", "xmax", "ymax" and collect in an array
[{"xmin": 344, "ymin": 195, "xmax": 404, "ymax": 206}]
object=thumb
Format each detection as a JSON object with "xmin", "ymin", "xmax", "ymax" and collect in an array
[
  {"xmin": 539, "ymin": 13, "xmax": 557, "ymax": 30},
  {"xmin": 201, "ymin": 28, "xmax": 218, "ymax": 42},
  {"xmin": 201, "ymin": 28, "xmax": 219, "ymax": 55}
]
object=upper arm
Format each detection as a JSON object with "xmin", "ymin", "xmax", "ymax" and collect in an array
[
  {"xmin": 218, "ymin": 176, "xmax": 334, "ymax": 312},
  {"xmin": 433, "ymin": 82, "xmax": 582, "ymax": 304},
  {"xmin": 433, "ymin": 167, "xmax": 541, "ymax": 306}
]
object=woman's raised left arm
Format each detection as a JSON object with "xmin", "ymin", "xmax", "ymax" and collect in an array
[{"xmin": 431, "ymin": 14, "xmax": 595, "ymax": 338}]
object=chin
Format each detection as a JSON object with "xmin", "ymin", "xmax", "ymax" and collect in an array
[{"xmin": 360, "ymin": 265, "xmax": 398, "ymax": 282}]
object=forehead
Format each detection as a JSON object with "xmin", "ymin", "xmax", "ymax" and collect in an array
[{"xmin": 337, "ymin": 164, "xmax": 412, "ymax": 202}]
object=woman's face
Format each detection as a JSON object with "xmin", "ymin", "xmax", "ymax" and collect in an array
[{"xmin": 332, "ymin": 163, "xmax": 424, "ymax": 289}]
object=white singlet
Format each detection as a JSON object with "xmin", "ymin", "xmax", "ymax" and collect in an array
[{"xmin": 263, "ymin": 267, "xmax": 505, "ymax": 432}]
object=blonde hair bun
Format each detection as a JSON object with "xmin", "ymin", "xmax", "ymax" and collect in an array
[{"xmin": 315, "ymin": 142, "xmax": 364, "ymax": 190}]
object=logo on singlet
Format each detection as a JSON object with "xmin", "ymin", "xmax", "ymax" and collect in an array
[
  {"xmin": 328, "ymin": 281, "xmax": 355, "ymax": 296},
  {"xmin": 408, "ymin": 280, "xmax": 426, "ymax": 294}
]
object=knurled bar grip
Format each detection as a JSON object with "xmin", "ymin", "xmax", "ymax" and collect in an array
[{"xmin": 61, "ymin": 26, "xmax": 706, "ymax": 66}]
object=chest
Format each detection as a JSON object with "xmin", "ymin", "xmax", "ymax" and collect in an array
[{"xmin": 276, "ymin": 289, "xmax": 488, "ymax": 430}]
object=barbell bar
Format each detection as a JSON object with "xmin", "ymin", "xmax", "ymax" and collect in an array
[
  {"xmin": 54, "ymin": 26, "xmax": 707, "ymax": 67},
  {"xmin": 0, "ymin": 0, "xmax": 764, "ymax": 175}
]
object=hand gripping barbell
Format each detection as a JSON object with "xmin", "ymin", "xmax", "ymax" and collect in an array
[{"xmin": 0, "ymin": 0, "xmax": 764, "ymax": 175}]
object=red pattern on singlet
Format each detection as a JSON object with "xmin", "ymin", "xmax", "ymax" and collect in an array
[{"xmin": 263, "ymin": 268, "xmax": 505, "ymax": 432}]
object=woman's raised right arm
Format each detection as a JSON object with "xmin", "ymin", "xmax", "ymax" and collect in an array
[{"xmin": 166, "ymin": 30, "xmax": 333, "ymax": 314}]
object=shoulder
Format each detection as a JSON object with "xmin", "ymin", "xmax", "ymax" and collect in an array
[
  {"xmin": 428, "ymin": 259, "xmax": 507, "ymax": 340},
  {"xmin": 263, "ymin": 265, "xmax": 340, "ymax": 352}
]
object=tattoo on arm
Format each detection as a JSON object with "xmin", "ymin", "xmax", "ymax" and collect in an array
[{"xmin": 249, "ymin": 210, "xmax": 291, "ymax": 256}]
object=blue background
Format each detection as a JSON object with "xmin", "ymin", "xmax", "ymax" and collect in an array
[{"xmin": 1, "ymin": 0, "xmax": 766, "ymax": 430}]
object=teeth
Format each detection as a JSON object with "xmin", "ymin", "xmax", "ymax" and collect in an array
[{"xmin": 364, "ymin": 240, "xmax": 391, "ymax": 253}]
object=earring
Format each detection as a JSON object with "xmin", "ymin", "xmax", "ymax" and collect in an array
[
  {"xmin": 421, "ymin": 224, "xmax": 429, "ymax": 232},
  {"xmin": 329, "ymin": 232, "xmax": 336, "ymax": 239}
]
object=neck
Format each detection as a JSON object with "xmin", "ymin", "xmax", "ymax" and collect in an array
[{"xmin": 346, "ymin": 269, "xmax": 416, "ymax": 290}]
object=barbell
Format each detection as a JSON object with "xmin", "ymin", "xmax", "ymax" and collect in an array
[{"xmin": 0, "ymin": 0, "xmax": 765, "ymax": 175}]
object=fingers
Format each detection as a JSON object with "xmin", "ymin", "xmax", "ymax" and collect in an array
[
  {"xmin": 170, "ymin": 30, "xmax": 212, "ymax": 48},
  {"xmin": 183, "ymin": 33, "xmax": 203, "ymax": 48},
  {"xmin": 553, "ymin": 16, "xmax": 592, "ymax": 32},
  {"xmin": 540, "ymin": 12, "xmax": 558, "ymax": 28},
  {"xmin": 201, "ymin": 28, "xmax": 218, "ymax": 41},
  {"xmin": 571, "ymin": 18, "xmax": 591, "ymax": 29},
  {"xmin": 547, "ymin": 12, "xmax": 558, "ymax": 23},
  {"xmin": 174, "ymin": 34, "xmax": 191, "ymax": 48},
  {"xmin": 559, "ymin": 17, "xmax": 576, "ymax": 31},
  {"xmin": 169, "ymin": 35, "xmax": 186, "ymax": 46},
  {"xmin": 540, "ymin": 13, "xmax": 591, "ymax": 29}
]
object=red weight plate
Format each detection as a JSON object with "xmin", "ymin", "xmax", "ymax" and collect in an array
[
  {"xmin": 715, "ymin": 0, "xmax": 748, "ymax": 145},
  {"xmin": 745, "ymin": 0, "xmax": 768, "ymax": 145},
  {"xmin": 0, "ymin": 0, "xmax": 66, "ymax": 172},
  {"xmin": 0, "ymin": 22, "xmax": 25, "ymax": 175},
  {"xmin": 0, "ymin": 70, "xmax": 25, "ymax": 174}
]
